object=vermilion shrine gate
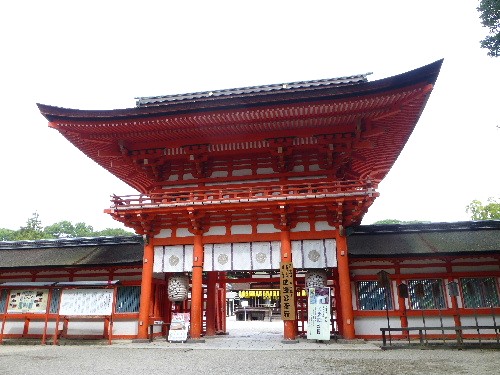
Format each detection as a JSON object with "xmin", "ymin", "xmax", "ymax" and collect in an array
[{"xmin": 37, "ymin": 60, "xmax": 443, "ymax": 341}]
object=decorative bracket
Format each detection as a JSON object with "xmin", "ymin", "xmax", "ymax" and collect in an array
[
  {"xmin": 273, "ymin": 204, "xmax": 296, "ymax": 231},
  {"xmin": 183, "ymin": 144, "xmax": 210, "ymax": 178},
  {"xmin": 326, "ymin": 201, "xmax": 345, "ymax": 228},
  {"xmin": 187, "ymin": 208, "xmax": 205, "ymax": 235},
  {"xmin": 268, "ymin": 137, "xmax": 295, "ymax": 173}
]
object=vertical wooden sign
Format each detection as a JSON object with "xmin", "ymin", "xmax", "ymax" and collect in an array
[{"xmin": 280, "ymin": 262, "xmax": 296, "ymax": 320}]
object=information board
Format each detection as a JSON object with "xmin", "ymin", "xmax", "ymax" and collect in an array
[
  {"xmin": 59, "ymin": 289, "xmax": 114, "ymax": 316},
  {"xmin": 279, "ymin": 262, "xmax": 296, "ymax": 320},
  {"xmin": 7, "ymin": 289, "xmax": 49, "ymax": 314},
  {"xmin": 307, "ymin": 287, "xmax": 331, "ymax": 340},
  {"xmin": 167, "ymin": 312, "xmax": 190, "ymax": 342}
]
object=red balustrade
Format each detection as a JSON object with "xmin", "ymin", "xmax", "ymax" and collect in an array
[{"xmin": 110, "ymin": 180, "xmax": 377, "ymax": 210}]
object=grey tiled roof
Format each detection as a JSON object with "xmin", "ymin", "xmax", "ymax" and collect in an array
[
  {"xmin": 0, "ymin": 236, "xmax": 143, "ymax": 269},
  {"xmin": 348, "ymin": 220, "xmax": 500, "ymax": 257},
  {"xmin": 135, "ymin": 74, "xmax": 370, "ymax": 107}
]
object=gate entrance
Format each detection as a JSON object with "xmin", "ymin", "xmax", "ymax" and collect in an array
[
  {"xmin": 156, "ymin": 239, "xmax": 340, "ymax": 340},
  {"xmin": 196, "ymin": 269, "xmax": 339, "ymax": 339}
]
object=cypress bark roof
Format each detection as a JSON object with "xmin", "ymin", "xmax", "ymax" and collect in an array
[
  {"xmin": 348, "ymin": 220, "xmax": 500, "ymax": 258},
  {"xmin": 0, "ymin": 236, "xmax": 143, "ymax": 269}
]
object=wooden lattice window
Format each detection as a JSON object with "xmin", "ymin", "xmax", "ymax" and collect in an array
[
  {"xmin": 356, "ymin": 281, "xmax": 393, "ymax": 310},
  {"xmin": 408, "ymin": 279, "xmax": 446, "ymax": 310},
  {"xmin": 116, "ymin": 286, "xmax": 141, "ymax": 313},
  {"xmin": 49, "ymin": 288, "xmax": 61, "ymax": 313},
  {"xmin": 0, "ymin": 289, "xmax": 7, "ymax": 313},
  {"xmin": 461, "ymin": 277, "xmax": 499, "ymax": 308}
]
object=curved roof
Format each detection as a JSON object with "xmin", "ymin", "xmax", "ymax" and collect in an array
[
  {"xmin": 0, "ymin": 236, "xmax": 143, "ymax": 269},
  {"xmin": 348, "ymin": 220, "xmax": 500, "ymax": 257},
  {"xmin": 37, "ymin": 60, "xmax": 443, "ymax": 193}
]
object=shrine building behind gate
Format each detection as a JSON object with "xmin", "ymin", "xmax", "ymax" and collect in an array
[{"xmin": 18, "ymin": 59, "xmax": 498, "ymax": 343}]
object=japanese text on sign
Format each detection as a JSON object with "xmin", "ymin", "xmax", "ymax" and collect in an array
[
  {"xmin": 307, "ymin": 287, "xmax": 331, "ymax": 340},
  {"xmin": 280, "ymin": 262, "xmax": 296, "ymax": 320}
]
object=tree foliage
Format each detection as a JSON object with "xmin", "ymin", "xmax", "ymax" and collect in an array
[
  {"xmin": 14, "ymin": 212, "xmax": 46, "ymax": 240},
  {"xmin": 478, "ymin": 0, "xmax": 500, "ymax": 57},
  {"xmin": 0, "ymin": 213, "xmax": 133, "ymax": 241},
  {"xmin": 466, "ymin": 197, "xmax": 500, "ymax": 220},
  {"xmin": 372, "ymin": 219, "xmax": 428, "ymax": 225},
  {"xmin": 44, "ymin": 221, "xmax": 95, "ymax": 238}
]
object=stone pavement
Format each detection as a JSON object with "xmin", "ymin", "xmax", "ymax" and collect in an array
[
  {"xmin": 1, "ymin": 317, "xmax": 498, "ymax": 375},
  {"xmin": 116, "ymin": 316, "xmax": 380, "ymax": 351}
]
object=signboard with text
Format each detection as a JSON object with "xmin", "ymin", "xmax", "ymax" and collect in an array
[
  {"xmin": 279, "ymin": 262, "xmax": 296, "ymax": 320},
  {"xmin": 7, "ymin": 289, "xmax": 49, "ymax": 314},
  {"xmin": 307, "ymin": 287, "xmax": 331, "ymax": 340},
  {"xmin": 59, "ymin": 289, "xmax": 114, "ymax": 316},
  {"xmin": 168, "ymin": 312, "xmax": 190, "ymax": 342}
]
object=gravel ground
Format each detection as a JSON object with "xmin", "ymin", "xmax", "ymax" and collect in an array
[{"xmin": 0, "ymin": 317, "xmax": 498, "ymax": 375}]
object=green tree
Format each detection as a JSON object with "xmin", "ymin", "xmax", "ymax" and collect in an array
[
  {"xmin": 13, "ymin": 212, "xmax": 46, "ymax": 240},
  {"xmin": 0, "ymin": 213, "xmax": 133, "ymax": 241},
  {"xmin": 373, "ymin": 219, "xmax": 428, "ymax": 225},
  {"xmin": 466, "ymin": 197, "xmax": 500, "ymax": 220},
  {"xmin": 74, "ymin": 222, "xmax": 96, "ymax": 237},
  {"xmin": 95, "ymin": 228, "xmax": 135, "ymax": 237},
  {"xmin": 44, "ymin": 221, "xmax": 96, "ymax": 238},
  {"xmin": 43, "ymin": 220, "xmax": 76, "ymax": 238},
  {"xmin": 478, "ymin": 0, "xmax": 500, "ymax": 57},
  {"xmin": 0, "ymin": 228, "xmax": 16, "ymax": 241}
]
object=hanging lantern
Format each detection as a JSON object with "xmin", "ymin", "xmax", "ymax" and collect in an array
[
  {"xmin": 415, "ymin": 283, "xmax": 425, "ymax": 298},
  {"xmin": 448, "ymin": 281, "xmax": 459, "ymax": 297},
  {"xmin": 305, "ymin": 270, "xmax": 327, "ymax": 289},
  {"xmin": 398, "ymin": 283, "xmax": 409, "ymax": 298},
  {"xmin": 168, "ymin": 274, "xmax": 189, "ymax": 301},
  {"xmin": 377, "ymin": 270, "xmax": 391, "ymax": 288}
]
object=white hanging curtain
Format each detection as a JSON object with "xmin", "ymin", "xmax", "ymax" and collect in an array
[
  {"xmin": 153, "ymin": 245, "xmax": 193, "ymax": 273},
  {"xmin": 292, "ymin": 239, "xmax": 337, "ymax": 269},
  {"xmin": 153, "ymin": 239, "xmax": 336, "ymax": 272}
]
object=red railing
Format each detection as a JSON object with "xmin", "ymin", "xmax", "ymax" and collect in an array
[{"xmin": 109, "ymin": 180, "xmax": 377, "ymax": 210}]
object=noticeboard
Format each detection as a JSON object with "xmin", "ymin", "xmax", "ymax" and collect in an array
[
  {"xmin": 7, "ymin": 289, "xmax": 49, "ymax": 314},
  {"xmin": 59, "ymin": 289, "xmax": 114, "ymax": 316}
]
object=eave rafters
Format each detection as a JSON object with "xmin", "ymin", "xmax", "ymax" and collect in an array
[
  {"xmin": 40, "ymin": 61, "xmax": 442, "ymax": 197},
  {"xmin": 48, "ymin": 84, "xmax": 429, "ymax": 142},
  {"xmin": 91, "ymin": 125, "xmax": 380, "ymax": 184}
]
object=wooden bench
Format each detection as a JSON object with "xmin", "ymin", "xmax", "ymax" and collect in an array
[{"xmin": 380, "ymin": 325, "xmax": 500, "ymax": 347}]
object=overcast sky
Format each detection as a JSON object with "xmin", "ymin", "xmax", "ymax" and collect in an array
[{"xmin": 1, "ymin": 1, "xmax": 498, "ymax": 231}]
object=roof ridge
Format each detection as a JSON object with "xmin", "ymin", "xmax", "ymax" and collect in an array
[
  {"xmin": 352, "ymin": 220, "xmax": 500, "ymax": 234},
  {"xmin": 0, "ymin": 235, "xmax": 143, "ymax": 250},
  {"xmin": 135, "ymin": 73, "xmax": 371, "ymax": 107}
]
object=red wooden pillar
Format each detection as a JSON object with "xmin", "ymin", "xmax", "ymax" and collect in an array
[
  {"xmin": 395, "ymin": 264, "xmax": 408, "ymax": 334},
  {"xmin": 137, "ymin": 237, "xmax": 154, "ymax": 339},
  {"xmin": 218, "ymin": 271, "xmax": 227, "ymax": 333},
  {"xmin": 332, "ymin": 268, "xmax": 343, "ymax": 336},
  {"xmin": 335, "ymin": 227, "xmax": 355, "ymax": 339},
  {"xmin": 280, "ymin": 228, "xmax": 297, "ymax": 340},
  {"xmin": 190, "ymin": 232, "xmax": 204, "ymax": 339},
  {"xmin": 447, "ymin": 264, "xmax": 462, "ymax": 327},
  {"xmin": 205, "ymin": 271, "xmax": 217, "ymax": 336},
  {"xmin": 397, "ymin": 291, "xmax": 409, "ymax": 338}
]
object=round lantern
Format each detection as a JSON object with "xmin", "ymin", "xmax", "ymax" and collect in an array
[
  {"xmin": 168, "ymin": 274, "xmax": 189, "ymax": 301},
  {"xmin": 305, "ymin": 270, "xmax": 328, "ymax": 289}
]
